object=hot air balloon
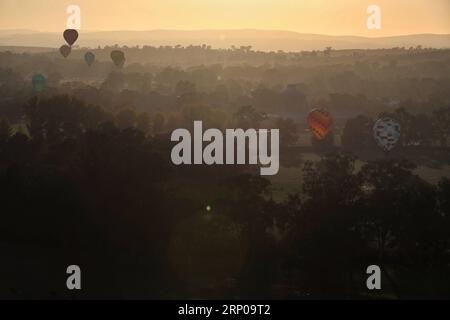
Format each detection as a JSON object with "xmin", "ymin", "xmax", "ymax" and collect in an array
[
  {"xmin": 32, "ymin": 73, "xmax": 46, "ymax": 92},
  {"xmin": 373, "ymin": 117, "xmax": 401, "ymax": 151},
  {"xmin": 63, "ymin": 29, "xmax": 79, "ymax": 46},
  {"xmin": 84, "ymin": 52, "xmax": 95, "ymax": 66},
  {"xmin": 307, "ymin": 108, "xmax": 333, "ymax": 140},
  {"xmin": 59, "ymin": 45, "xmax": 71, "ymax": 58},
  {"xmin": 110, "ymin": 50, "xmax": 126, "ymax": 68}
]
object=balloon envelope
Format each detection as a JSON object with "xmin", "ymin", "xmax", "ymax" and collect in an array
[
  {"xmin": 307, "ymin": 108, "xmax": 333, "ymax": 140},
  {"xmin": 63, "ymin": 29, "xmax": 79, "ymax": 46},
  {"xmin": 373, "ymin": 118, "xmax": 401, "ymax": 151},
  {"xmin": 59, "ymin": 45, "xmax": 71, "ymax": 58},
  {"xmin": 32, "ymin": 73, "xmax": 46, "ymax": 92},
  {"xmin": 84, "ymin": 52, "xmax": 95, "ymax": 66},
  {"xmin": 110, "ymin": 50, "xmax": 126, "ymax": 68}
]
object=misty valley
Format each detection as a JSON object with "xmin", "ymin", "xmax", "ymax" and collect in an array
[{"xmin": 0, "ymin": 29, "xmax": 449, "ymax": 300}]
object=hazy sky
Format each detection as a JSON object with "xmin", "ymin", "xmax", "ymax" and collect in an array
[{"xmin": 0, "ymin": 0, "xmax": 449, "ymax": 36}]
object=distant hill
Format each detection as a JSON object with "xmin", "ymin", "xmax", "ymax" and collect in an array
[
  {"xmin": 0, "ymin": 29, "xmax": 449, "ymax": 51},
  {"xmin": 0, "ymin": 46, "xmax": 55, "ymax": 54}
]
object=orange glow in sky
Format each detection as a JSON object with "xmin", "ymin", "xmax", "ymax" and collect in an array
[{"xmin": 0, "ymin": 0, "xmax": 449, "ymax": 36}]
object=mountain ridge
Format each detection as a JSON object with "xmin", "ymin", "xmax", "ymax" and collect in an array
[{"xmin": 1, "ymin": 29, "xmax": 449, "ymax": 51}]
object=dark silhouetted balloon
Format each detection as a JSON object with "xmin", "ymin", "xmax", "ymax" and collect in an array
[
  {"xmin": 32, "ymin": 73, "xmax": 46, "ymax": 92},
  {"xmin": 59, "ymin": 45, "xmax": 71, "ymax": 58},
  {"xmin": 84, "ymin": 52, "xmax": 95, "ymax": 66},
  {"xmin": 307, "ymin": 108, "xmax": 333, "ymax": 140},
  {"xmin": 110, "ymin": 50, "xmax": 126, "ymax": 68},
  {"xmin": 63, "ymin": 29, "xmax": 79, "ymax": 46}
]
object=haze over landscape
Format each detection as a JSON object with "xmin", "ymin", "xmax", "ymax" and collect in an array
[
  {"xmin": 1, "ymin": 0, "xmax": 449, "ymax": 51},
  {"xmin": 1, "ymin": 29, "xmax": 449, "ymax": 51},
  {"xmin": 1, "ymin": 0, "xmax": 450, "ymax": 300}
]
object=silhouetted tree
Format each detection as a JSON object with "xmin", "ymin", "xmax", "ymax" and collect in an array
[{"xmin": 342, "ymin": 115, "xmax": 375, "ymax": 150}]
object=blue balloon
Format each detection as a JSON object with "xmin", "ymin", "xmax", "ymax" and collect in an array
[
  {"xmin": 373, "ymin": 117, "xmax": 401, "ymax": 151},
  {"xmin": 32, "ymin": 73, "xmax": 46, "ymax": 92}
]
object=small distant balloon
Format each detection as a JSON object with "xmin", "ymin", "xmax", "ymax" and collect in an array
[
  {"xmin": 63, "ymin": 29, "xmax": 79, "ymax": 46},
  {"xmin": 32, "ymin": 73, "xmax": 46, "ymax": 92},
  {"xmin": 84, "ymin": 52, "xmax": 95, "ymax": 66},
  {"xmin": 373, "ymin": 117, "xmax": 401, "ymax": 151},
  {"xmin": 59, "ymin": 45, "xmax": 71, "ymax": 58},
  {"xmin": 307, "ymin": 108, "xmax": 333, "ymax": 140},
  {"xmin": 110, "ymin": 50, "xmax": 126, "ymax": 68}
]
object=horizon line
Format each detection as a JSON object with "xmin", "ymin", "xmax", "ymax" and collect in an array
[{"xmin": 1, "ymin": 28, "xmax": 449, "ymax": 40}]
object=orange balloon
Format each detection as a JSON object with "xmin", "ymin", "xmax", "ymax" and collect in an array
[{"xmin": 307, "ymin": 108, "xmax": 333, "ymax": 140}]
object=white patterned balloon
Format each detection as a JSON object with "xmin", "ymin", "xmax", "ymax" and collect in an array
[{"xmin": 373, "ymin": 118, "xmax": 401, "ymax": 151}]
